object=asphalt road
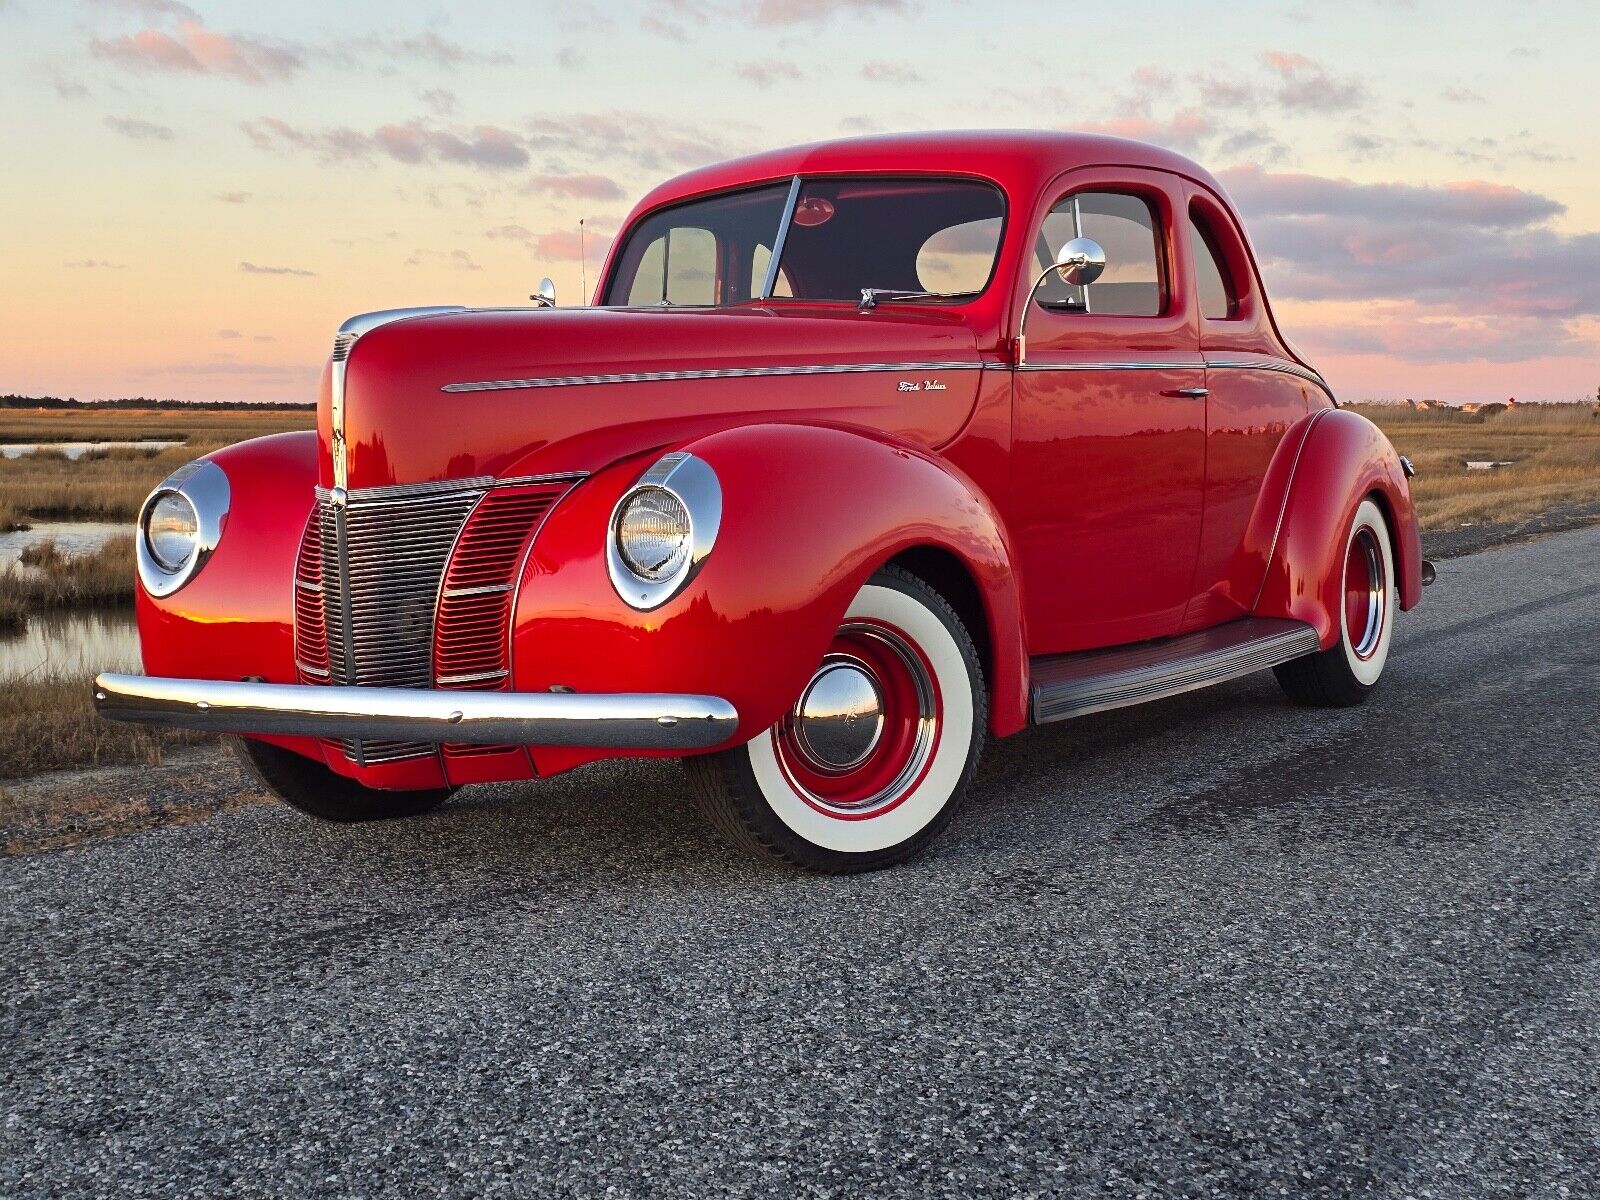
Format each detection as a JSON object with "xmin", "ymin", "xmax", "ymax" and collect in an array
[{"xmin": 5, "ymin": 526, "xmax": 1599, "ymax": 1199}]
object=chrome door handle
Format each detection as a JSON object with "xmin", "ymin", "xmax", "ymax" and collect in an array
[{"xmin": 1163, "ymin": 387, "xmax": 1209, "ymax": 398}]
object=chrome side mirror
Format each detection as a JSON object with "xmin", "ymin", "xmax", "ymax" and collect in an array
[
  {"xmin": 1015, "ymin": 237, "xmax": 1109, "ymax": 367},
  {"xmin": 530, "ymin": 277, "xmax": 557, "ymax": 308},
  {"xmin": 1054, "ymin": 237, "xmax": 1106, "ymax": 287}
]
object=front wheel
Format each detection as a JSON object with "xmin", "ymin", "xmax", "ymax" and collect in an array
[
  {"xmin": 1274, "ymin": 496, "xmax": 1397, "ymax": 707},
  {"xmin": 685, "ymin": 566, "xmax": 986, "ymax": 874},
  {"xmin": 232, "ymin": 736, "xmax": 455, "ymax": 822}
]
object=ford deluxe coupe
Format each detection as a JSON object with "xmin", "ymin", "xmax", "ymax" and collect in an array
[{"xmin": 96, "ymin": 131, "xmax": 1431, "ymax": 872}]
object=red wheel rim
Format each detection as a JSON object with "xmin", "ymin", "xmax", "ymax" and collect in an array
[
  {"xmin": 772, "ymin": 620, "xmax": 941, "ymax": 820},
  {"xmin": 1344, "ymin": 526, "xmax": 1387, "ymax": 660}
]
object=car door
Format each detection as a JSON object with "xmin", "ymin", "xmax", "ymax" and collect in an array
[
  {"xmin": 1012, "ymin": 169, "xmax": 1207, "ymax": 655},
  {"xmin": 1178, "ymin": 186, "xmax": 1312, "ymax": 631}
]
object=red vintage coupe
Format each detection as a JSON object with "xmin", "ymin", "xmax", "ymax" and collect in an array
[{"xmin": 97, "ymin": 131, "xmax": 1431, "ymax": 872}]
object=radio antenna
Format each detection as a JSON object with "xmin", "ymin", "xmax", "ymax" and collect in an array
[{"xmin": 579, "ymin": 219, "xmax": 587, "ymax": 305}]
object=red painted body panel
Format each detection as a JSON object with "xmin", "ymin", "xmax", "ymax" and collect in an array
[
  {"xmin": 130, "ymin": 131, "xmax": 1424, "ymax": 792},
  {"xmin": 1255, "ymin": 409, "xmax": 1424, "ymax": 647},
  {"xmin": 509, "ymin": 422, "xmax": 1027, "ymax": 779}
]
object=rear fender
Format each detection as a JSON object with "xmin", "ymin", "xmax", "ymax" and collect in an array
[
  {"xmin": 1255, "ymin": 409, "xmax": 1423, "ymax": 647},
  {"xmin": 511, "ymin": 422, "xmax": 1026, "ymax": 775}
]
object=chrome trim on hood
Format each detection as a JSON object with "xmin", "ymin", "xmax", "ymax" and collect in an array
[{"xmin": 442, "ymin": 360, "xmax": 985, "ymax": 394}]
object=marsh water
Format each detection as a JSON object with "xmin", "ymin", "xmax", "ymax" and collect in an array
[
  {"xmin": 1, "ymin": 522, "xmax": 137, "ymax": 682},
  {"xmin": 0, "ymin": 440, "xmax": 183, "ymax": 460},
  {"xmin": 0, "ymin": 610, "xmax": 140, "ymax": 682},
  {"xmin": 0, "ymin": 521, "xmax": 125, "ymax": 567}
]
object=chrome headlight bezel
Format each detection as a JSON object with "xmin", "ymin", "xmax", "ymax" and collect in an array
[
  {"xmin": 136, "ymin": 459, "xmax": 230, "ymax": 598},
  {"xmin": 607, "ymin": 452, "xmax": 722, "ymax": 611}
]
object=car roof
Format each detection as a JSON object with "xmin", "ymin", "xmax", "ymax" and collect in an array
[{"xmin": 628, "ymin": 129, "xmax": 1226, "ymax": 214}]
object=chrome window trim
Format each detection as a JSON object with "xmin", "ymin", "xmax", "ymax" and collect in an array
[
  {"xmin": 442, "ymin": 361, "xmax": 984, "ymax": 394},
  {"xmin": 761, "ymin": 175, "xmax": 804, "ymax": 300},
  {"xmin": 608, "ymin": 452, "xmax": 722, "ymax": 612},
  {"xmin": 136, "ymin": 459, "xmax": 230, "ymax": 599}
]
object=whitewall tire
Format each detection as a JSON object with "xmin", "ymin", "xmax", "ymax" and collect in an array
[
  {"xmin": 685, "ymin": 565, "xmax": 985, "ymax": 873},
  {"xmin": 1275, "ymin": 497, "xmax": 1398, "ymax": 707}
]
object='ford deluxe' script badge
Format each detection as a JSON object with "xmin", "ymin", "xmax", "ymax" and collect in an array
[{"xmin": 898, "ymin": 379, "xmax": 948, "ymax": 392}]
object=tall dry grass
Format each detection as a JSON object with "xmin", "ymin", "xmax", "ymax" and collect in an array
[
  {"xmin": 0, "ymin": 535, "xmax": 135, "ymax": 613},
  {"xmin": 1351, "ymin": 402, "xmax": 1600, "ymax": 530},
  {"xmin": 0, "ymin": 670, "xmax": 216, "ymax": 781},
  {"xmin": 0, "ymin": 407, "xmax": 309, "ymax": 522}
]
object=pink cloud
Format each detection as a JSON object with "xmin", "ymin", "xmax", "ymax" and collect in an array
[
  {"xmin": 92, "ymin": 19, "xmax": 302, "ymax": 84},
  {"xmin": 523, "ymin": 173, "xmax": 626, "ymax": 201},
  {"xmin": 244, "ymin": 117, "xmax": 529, "ymax": 171}
]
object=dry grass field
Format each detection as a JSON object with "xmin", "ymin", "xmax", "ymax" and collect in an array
[
  {"xmin": 0, "ymin": 406, "xmax": 309, "ymax": 523},
  {"xmin": 1351, "ymin": 402, "xmax": 1600, "ymax": 530},
  {"xmin": 0, "ymin": 671, "xmax": 215, "ymax": 782}
]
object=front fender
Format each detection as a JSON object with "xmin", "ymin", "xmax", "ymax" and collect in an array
[
  {"xmin": 511, "ymin": 422, "xmax": 1025, "ymax": 774},
  {"xmin": 1255, "ymin": 409, "xmax": 1423, "ymax": 647}
]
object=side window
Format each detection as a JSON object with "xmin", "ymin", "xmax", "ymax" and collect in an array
[
  {"xmin": 1035, "ymin": 191, "xmax": 1163, "ymax": 317},
  {"xmin": 625, "ymin": 226, "xmax": 718, "ymax": 305},
  {"xmin": 1190, "ymin": 213, "xmax": 1238, "ymax": 320}
]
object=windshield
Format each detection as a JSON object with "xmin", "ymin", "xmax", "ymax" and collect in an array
[{"xmin": 602, "ymin": 176, "xmax": 1005, "ymax": 307}]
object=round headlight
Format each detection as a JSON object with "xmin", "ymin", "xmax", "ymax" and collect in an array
[
  {"xmin": 144, "ymin": 491, "xmax": 200, "ymax": 572},
  {"xmin": 615, "ymin": 486, "xmax": 691, "ymax": 581}
]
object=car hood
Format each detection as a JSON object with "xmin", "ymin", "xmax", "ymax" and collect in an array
[{"xmin": 320, "ymin": 305, "xmax": 985, "ymax": 489}]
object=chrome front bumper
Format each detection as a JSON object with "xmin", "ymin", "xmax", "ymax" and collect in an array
[{"xmin": 92, "ymin": 673, "xmax": 739, "ymax": 751}]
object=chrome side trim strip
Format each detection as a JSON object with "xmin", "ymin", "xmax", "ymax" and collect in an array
[
  {"xmin": 1206, "ymin": 356, "xmax": 1336, "ymax": 400},
  {"xmin": 1014, "ymin": 361, "xmax": 1201, "ymax": 372},
  {"xmin": 442, "ymin": 361, "xmax": 984, "ymax": 394},
  {"xmin": 93, "ymin": 673, "xmax": 739, "ymax": 752},
  {"xmin": 442, "ymin": 583, "xmax": 512, "ymax": 600}
]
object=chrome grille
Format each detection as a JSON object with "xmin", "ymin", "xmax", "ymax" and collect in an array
[{"xmin": 312, "ymin": 480, "xmax": 486, "ymax": 765}]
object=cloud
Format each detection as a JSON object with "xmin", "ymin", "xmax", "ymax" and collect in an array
[
  {"xmin": 1259, "ymin": 51, "xmax": 1365, "ymax": 112},
  {"xmin": 1079, "ymin": 111, "xmax": 1217, "ymax": 154},
  {"xmin": 52, "ymin": 76, "xmax": 91, "ymax": 100},
  {"xmin": 345, "ymin": 31, "xmax": 512, "ymax": 68},
  {"xmin": 91, "ymin": 0, "xmax": 201, "ymax": 20},
  {"xmin": 485, "ymin": 223, "xmax": 534, "ymax": 242},
  {"xmin": 92, "ymin": 19, "xmax": 303, "ymax": 83},
  {"xmin": 239, "ymin": 261, "xmax": 316, "ymax": 276},
  {"xmin": 215, "ymin": 190, "xmax": 252, "ymax": 203},
  {"xmin": 1442, "ymin": 86, "xmax": 1485, "ymax": 103},
  {"xmin": 861, "ymin": 61, "xmax": 922, "ymax": 84},
  {"xmin": 522, "ymin": 111, "xmax": 744, "ymax": 173},
  {"xmin": 556, "ymin": 46, "xmax": 584, "ymax": 69},
  {"xmin": 216, "ymin": 329, "xmax": 242, "ymax": 339},
  {"xmin": 521, "ymin": 172, "xmax": 626, "ymax": 200},
  {"xmin": 753, "ymin": 0, "xmax": 913, "ymax": 25},
  {"xmin": 104, "ymin": 115, "xmax": 175, "ymax": 140},
  {"xmin": 419, "ymin": 87, "xmax": 457, "ymax": 115},
  {"xmin": 405, "ymin": 248, "xmax": 482, "ymax": 271},
  {"xmin": 243, "ymin": 116, "xmax": 530, "ymax": 170},
  {"xmin": 735, "ymin": 59, "xmax": 802, "ymax": 88},
  {"xmin": 65, "ymin": 259, "xmax": 128, "ymax": 269},
  {"xmin": 1218, "ymin": 167, "xmax": 1600, "ymax": 363}
]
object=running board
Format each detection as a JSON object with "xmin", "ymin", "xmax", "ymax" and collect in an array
[{"xmin": 1030, "ymin": 617, "xmax": 1321, "ymax": 724}]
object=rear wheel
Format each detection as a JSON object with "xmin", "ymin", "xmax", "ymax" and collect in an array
[
  {"xmin": 232, "ymin": 736, "xmax": 454, "ymax": 823},
  {"xmin": 685, "ymin": 566, "xmax": 985, "ymax": 873},
  {"xmin": 1274, "ymin": 497, "xmax": 1397, "ymax": 707}
]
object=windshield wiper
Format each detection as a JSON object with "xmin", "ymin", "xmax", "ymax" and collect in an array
[{"xmin": 857, "ymin": 288, "xmax": 971, "ymax": 312}]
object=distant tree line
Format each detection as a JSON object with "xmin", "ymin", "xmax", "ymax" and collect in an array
[{"xmin": 1, "ymin": 394, "xmax": 313, "ymax": 411}]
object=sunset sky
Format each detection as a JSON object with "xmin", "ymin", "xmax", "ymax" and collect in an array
[{"xmin": 2, "ymin": 0, "xmax": 1596, "ymax": 404}]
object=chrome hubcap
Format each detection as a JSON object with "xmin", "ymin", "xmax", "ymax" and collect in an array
[{"xmin": 791, "ymin": 660, "xmax": 885, "ymax": 771}]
